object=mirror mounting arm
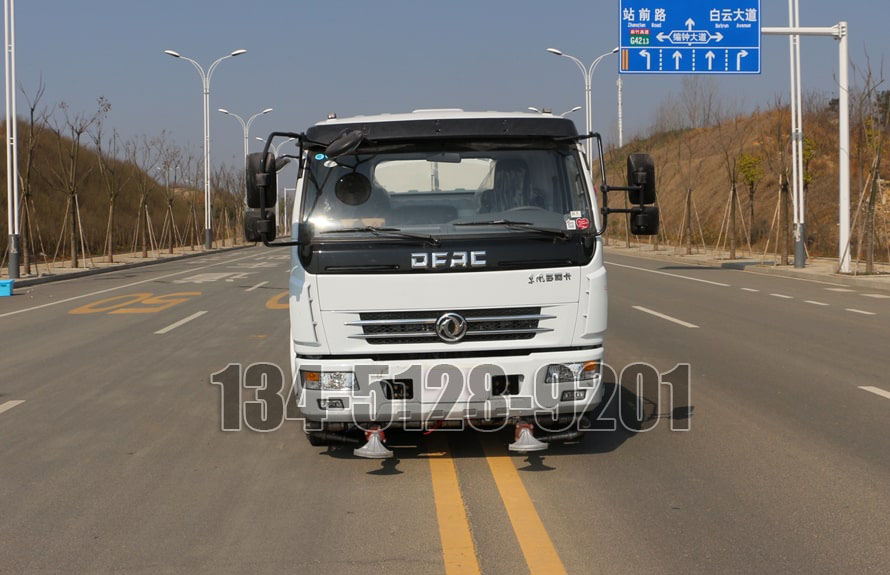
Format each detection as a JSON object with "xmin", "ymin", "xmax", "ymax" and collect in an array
[{"xmin": 252, "ymin": 132, "xmax": 306, "ymax": 246}]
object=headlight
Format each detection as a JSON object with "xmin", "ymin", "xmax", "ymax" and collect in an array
[
  {"xmin": 544, "ymin": 361, "xmax": 600, "ymax": 385},
  {"xmin": 300, "ymin": 370, "xmax": 358, "ymax": 391}
]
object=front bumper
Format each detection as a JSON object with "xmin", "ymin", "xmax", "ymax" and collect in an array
[{"xmin": 293, "ymin": 347, "xmax": 604, "ymax": 425}]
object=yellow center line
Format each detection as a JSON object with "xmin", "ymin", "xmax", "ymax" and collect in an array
[
  {"xmin": 426, "ymin": 434, "xmax": 481, "ymax": 575},
  {"xmin": 482, "ymin": 437, "xmax": 567, "ymax": 575}
]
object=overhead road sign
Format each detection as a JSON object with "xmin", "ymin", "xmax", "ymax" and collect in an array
[{"xmin": 619, "ymin": 0, "xmax": 761, "ymax": 74}]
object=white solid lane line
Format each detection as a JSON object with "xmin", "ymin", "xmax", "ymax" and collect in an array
[
  {"xmin": 805, "ymin": 300, "xmax": 829, "ymax": 306},
  {"xmin": 606, "ymin": 262, "xmax": 730, "ymax": 287},
  {"xmin": 770, "ymin": 293, "xmax": 793, "ymax": 299},
  {"xmin": 246, "ymin": 281, "xmax": 268, "ymax": 292},
  {"xmin": 858, "ymin": 386, "xmax": 890, "ymax": 401},
  {"xmin": 846, "ymin": 308, "xmax": 876, "ymax": 316},
  {"xmin": 632, "ymin": 306, "xmax": 699, "ymax": 328},
  {"xmin": 0, "ymin": 400, "xmax": 26, "ymax": 415},
  {"xmin": 0, "ymin": 251, "xmax": 260, "ymax": 319},
  {"xmin": 155, "ymin": 311, "xmax": 208, "ymax": 335},
  {"xmin": 741, "ymin": 288, "xmax": 759, "ymax": 292}
]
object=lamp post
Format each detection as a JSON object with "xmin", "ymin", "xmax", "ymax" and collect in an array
[
  {"xmin": 5, "ymin": 0, "xmax": 20, "ymax": 278},
  {"xmin": 163, "ymin": 48, "xmax": 246, "ymax": 250},
  {"xmin": 219, "ymin": 107, "xmax": 273, "ymax": 163},
  {"xmin": 560, "ymin": 106, "xmax": 582, "ymax": 118},
  {"xmin": 546, "ymin": 46, "xmax": 619, "ymax": 162}
]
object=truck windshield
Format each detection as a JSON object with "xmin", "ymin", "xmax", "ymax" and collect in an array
[{"xmin": 300, "ymin": 143, "xmax": 593, "ymax": 238}]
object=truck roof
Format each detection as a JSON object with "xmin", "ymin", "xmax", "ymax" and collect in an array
[{"xmin": 305, "ymin": 109, "xmax": 579, "ymax": 146}]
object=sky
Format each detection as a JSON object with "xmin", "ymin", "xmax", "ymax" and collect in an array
[{"xmin": 9, "ymin": 0, "xmax": 890, "ymax": 183}]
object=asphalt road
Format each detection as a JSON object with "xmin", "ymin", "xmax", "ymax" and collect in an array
[{"xmin": 1, "ymin": 246, "xmax": 888, "ymax": 574}]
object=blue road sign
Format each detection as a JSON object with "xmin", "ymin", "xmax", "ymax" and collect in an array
[{"xmin": 619, "ymin": 1, "xmax": 761, "ymax": 74}]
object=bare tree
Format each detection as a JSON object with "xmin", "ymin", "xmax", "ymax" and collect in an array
[
  {"xmin": 714, "ymin": 110, "xmax": 753, "ymax": 259},
  {"xmin": 680, "ymin": 77, "xmax": 723, "ymax": 130},
  {"xmin": 211, "ymin": 163, "xmax": 241, "ymax": 247},
  {"xmin": 182, "ymin": 149, "xmax": 203, "ymax": 250},
  {"xmin": 126, "ymin": 134, "xmax": 163, "ymax": 258},
  {"xmin": 670, "ymin": 125, "xmax": 707, "ymax": 254},
  {"xmin": 759, "ymin": 97, "xmax": 792, "ymax": 264},
  {"xmin": 849, "ymin": 54, "xmax": 889, "ymax": 273},
  {"xmin": 17, "ymin": 78, "xmax": 52, "ymax": 274},
  {"xmin": 157, "ymin": 138, "xmax": 183, "ymax": 254},
  {"xmin": 90, "ymin": 97, "xmax": 132, "ymax": 263},
  {"xmin": 49, "ymin": 101, "xmax": 102, "ymax": 267}
]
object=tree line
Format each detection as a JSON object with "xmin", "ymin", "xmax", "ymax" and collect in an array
[
  {"xmin": 1, "ymin": 81, "xmax": 247, "ymax": 275},
  {"xmin": 604, "ymin": 70, "xmax": 890, "ymax": 271}
]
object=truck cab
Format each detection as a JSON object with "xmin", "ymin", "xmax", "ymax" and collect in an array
[{"xmin": 246, "ymin": 109, "xmax": 658, "ymax": 457}]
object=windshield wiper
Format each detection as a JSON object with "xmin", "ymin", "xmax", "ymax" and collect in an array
[
  {"xmin": 453, "ymin": 219, "xmax": 569, "ymax": 240},
  {"xmin": 319, "ymin": 226, "xmax": 440, "ymax": 246}
]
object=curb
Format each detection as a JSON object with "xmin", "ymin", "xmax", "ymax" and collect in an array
[
  {"xmin": 604, "ymin": 246, "xmax": 890, "ymax": 293},
  {"xmin": 5, "ymin": 244, "xmax": 253, "ymax": 289}
]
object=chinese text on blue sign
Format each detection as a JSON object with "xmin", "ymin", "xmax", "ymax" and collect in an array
[{"xmin": 619, "ymin": 1, "xmax": 761, "ymax": 75}]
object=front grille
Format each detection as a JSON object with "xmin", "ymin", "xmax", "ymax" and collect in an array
[{"xmin": 346, "ymin": 307, "xmax": 554, "ymax": 345}]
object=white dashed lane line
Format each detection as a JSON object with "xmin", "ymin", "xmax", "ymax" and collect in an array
[
  {"xmin": 770, "ymin": 293, "xmax": 793, "ymax": 299},
  {"xmin": 846, "ymin": 308, "xmax": 877, "ymax": 316},
  {"xmin": 246, "ymin": 281, "xmax": 268, "ymax": 292},
  {"xmin": 0, "ymin": 400, "xmax": 26, "ymax": 416},
  {"xmin": 858, "ymin": 386, "xmax": 890, "ymax": 401},
  {"xmin": 826, "ymin": 288, "xmax": 855, "ymax": 292},
  {"xmin": 741, "ymin": 288, "xmax": 759, "ymax": 292},
  {"xmin": 632, "ymin": 306, "xmax": 700, "ymax": 328},
  {"xmin": 606, "ymin": 262, "xmax": 731, "ymax": 287},
  {"xmin": 862, "ymin": 293, "xmax": 890, "ymax": 299},
  {"xmin": 155, "ymin": 311, "xmax": 208, "ymax": 335},
  {"xmin": 805, "ymin": 300, "xmax": 829, "ymax": 306}
]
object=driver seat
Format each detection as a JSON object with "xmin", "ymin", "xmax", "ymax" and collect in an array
[{"xmin": 477, "ymin": 158, "xmax": 530, "ymax": 213}]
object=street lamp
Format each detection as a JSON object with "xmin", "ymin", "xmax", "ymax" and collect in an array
[
  {"xmin": 546, "ymin": 46, "xmax": 618, "ymax": 161},
  {"xmin": 163, "ymin": 48, "xmax": 246, "ymax": 250},
  {"xmin": 219, "ymin": 107, "xmax": 273, "ymax": 163},
  {"xmin": 560, "ymin": 106, "xmax": 583, "ymax": 118},
  {"xmin": 257, "ymin": 136, "xmax": 295, "ymax": 157}
]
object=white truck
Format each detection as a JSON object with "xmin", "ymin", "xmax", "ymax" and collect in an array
[{"xmin": 245, "ymin": 109, "xmax": 658, "ymax": 457}]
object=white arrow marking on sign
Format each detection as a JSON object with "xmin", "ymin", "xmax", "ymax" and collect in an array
[
  {"xmin": 713, "ymin": 32, "xmax": 724, "ymax": 42},
  {"xmin": 657, "ymin": 32, "xmax": 670, "ymax": 42},
  {"xmin": 672, "ymin": 51, "xmax": 682, "ymax": 70},
  {"xmin": 639, "ymin": 49, "xmax": 651, "ymax": 70},
  {"xmin": 705, "ymin": 50, "xmax": 716, "ymax": 70},
  {"xmin": 685, "ymin": 18, "xmax": 695, "ymax": 30},
  {"xmin": 736, "ymin": 50, "xmax": 749, "ymax": 71}
]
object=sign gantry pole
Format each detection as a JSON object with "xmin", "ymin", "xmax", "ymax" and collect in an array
[{"xmin": 763, "ymin": 23, "xmax": 850, "ymax": 273}]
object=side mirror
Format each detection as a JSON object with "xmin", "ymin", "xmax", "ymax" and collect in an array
[
  {"xmin": 631, "ymin": 205, "xmax": 659, "ymax": 236},
  {"xmin": 246, "ymin": 152, "xmax": 277, "ymax": 209},
  {"xmin": 627, "ymin": 153, "xmax": 656, "ymax": 205},
  {"xmin": 244, "ymin": 208, "xmax": 276, "ymax": 243},
  {"xmin": 325, "ymin": 129, "xmax": 364, "ymax": 159}
]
